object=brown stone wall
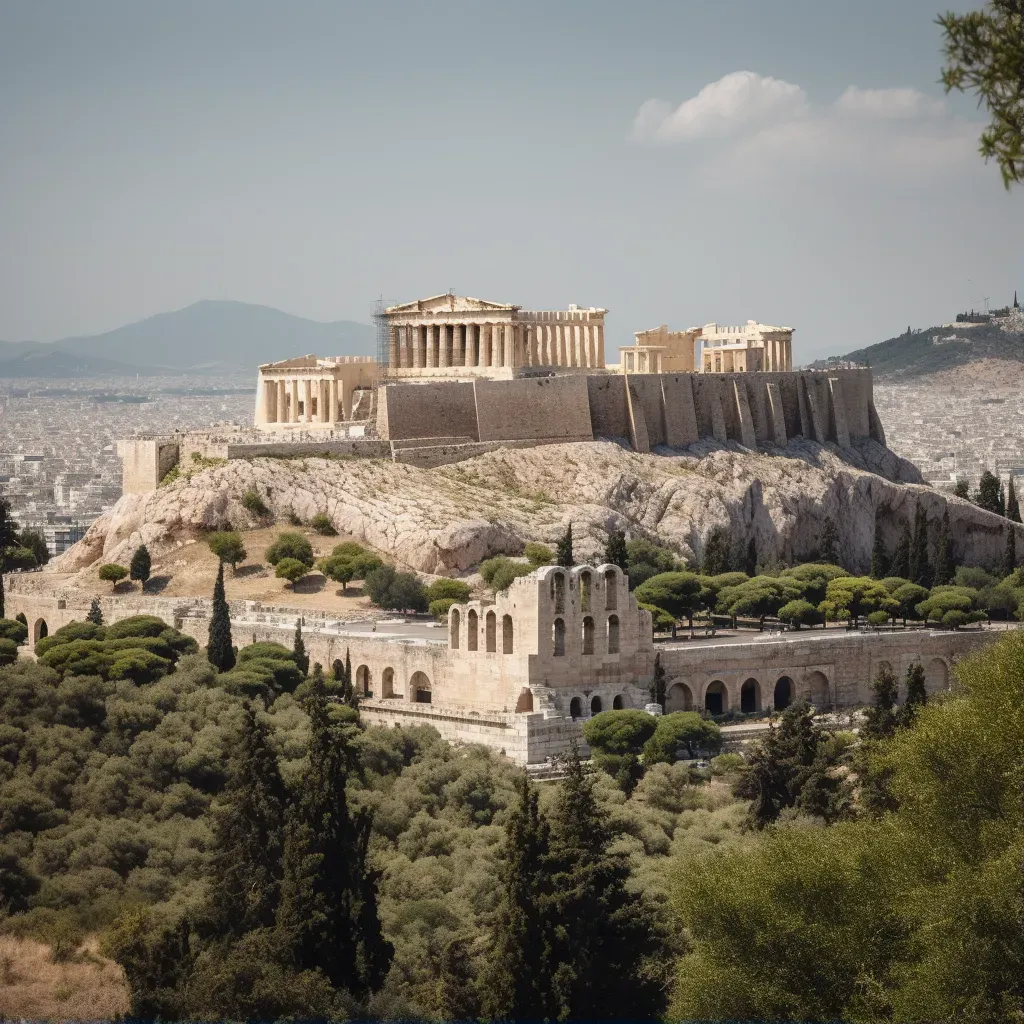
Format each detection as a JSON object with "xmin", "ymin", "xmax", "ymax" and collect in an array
[
  {"xmin": 473, "ymin": 376, "xmax": 593, "ymax": 443},
  {"xmin": 587, "ymin": 375, "xmax": 631, "ymax": 440},
  {"xmin": 377, "ymin": 382, "xmax": 479, "ymax": 441}
]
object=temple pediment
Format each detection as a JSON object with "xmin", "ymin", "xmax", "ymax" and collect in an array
[{"xmin": 386, "ymin": 294, "xmax": 519, "ymax": 314}]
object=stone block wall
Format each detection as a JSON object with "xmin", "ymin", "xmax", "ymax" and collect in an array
[{"xmin": 473, "ymin": 376, "xmax": 594, "ymax": 443}]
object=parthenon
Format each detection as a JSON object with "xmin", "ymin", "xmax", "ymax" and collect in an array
[{"xmin": 381, "ymin": 293, "xmax": 607, "ymax": 379}]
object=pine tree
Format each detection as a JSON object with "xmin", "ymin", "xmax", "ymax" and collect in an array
[
  {"xmin": 910, "ymin": 502, "xmax": 932, "ymax": 587},
  {"xmin": 1009, "ymin": 477, "xmax": 1022, "ymax": 523},
  {"xmin": 953, "ymin": 478, "xmax": 970, "ymax": 500},
  {"xmin": 555, "ymin": 524, "xmax": 574, "ymax": 568},
  {"xmin": 861, "ymin": 664, "xmax": 900, "ymax": 741},
  {"xmin": 819, "ymin": 516, "xmax": 839, "ymax": 566},
  {"xmin": 129, "ymin": 544, "xmax": 152, "ymax": 589},
  {"xmin": 482, "ymin": 774, "xmax": 554, "ymax": 1020},
  {"xmin": 870, "ymin": 519, "xmax": 889, "ymax": 579},
  {"xmin": 648, "ymin": 652, "xmax": 667, "ymax": 710},
  {"xmin": 975, "ymin": 470, "xmax": 1002, "ymax": 514},
  {"xmin": 207, "ymin": 562, "xmax": 235, "ymax": 671},
  {"xmin": 603, "ymin": 529, "xmax": 628, "ymax": 572},
  {"xmin": 542, "ymin": 740, "xmax": 662, "ymax": 1020},
  {"xmin": 275, "ymin": 683, "xmax": 393, "ymax": 999},
  {"xmin": 891, "ymin": 521, "xmax": 911, "ymax": 579},
  {"xmin": 1004, "ymin": 527, "xmax": 1017, "ymax": 578},
  {"xmin": 207, "ymin": 704, "xmax": 287, "ymax": 936},
  {"xmin": 292, "ymin": 620, "xmax": 309, "ymax": 676},
  {"xmin": 900, "ymin": 663, "xmax": 928, "ymax": 728},
  {"xmin": 86, "ymin": 598, "xmax": 103, "ymax": 625},
  {"xmin": 933, "ymin": 506, "xmax": 955, "ymax": 585}
]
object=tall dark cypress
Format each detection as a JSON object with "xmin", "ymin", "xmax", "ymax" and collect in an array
[
  {"xmin": 870, "ymin": 518, "xmax": 889, "ymax": 579},
  {"xmin": 649, "ymin": 651, "xmax": 667, "ymax": 710},
  {"xmin": 861, "ymin": 664, "xmax": 900, "ymax": 741},
  {"xmin": 933, "ymin": 506, "xmax": 954, "ymax": 585},
  {"xmin": 998, "ymin": 481, "xmax": 1007, "ymax": 517},
  {"xmin": 482, "ymin": 774, "xmax": 554, "ymax": 1021},
  {"xmin": 819, "ymin": 516, "xmax": 839, "ymax": 566},
  {"xmin": 0, "ymin": 571, "xmax": 4, "ymax": 620},
  {"xmin": 603, "ymin": 529, "xmax": 628, "ymax": 572},
  {"xmin": 1004, "ymin": 527, "xmax": 1017, "ymax": 578},
  {"xmin": 86, "ymin": 597, "xmax": 104, "ymax": 625},
  {"xmin": 909, "ymin": 503, "xmax": 931, "ymax": 587},
  {"xmin": 275, "ymin": 682, "xmax": 393, "ymax": 999},
  {"xmin": 1009, "ymin": 478, "xmax": 1022, "ymax": 523},
  {"xmin": 891, "ymin": 521, "xmax": 911, "ymax": 580},
  {"xmin": 900, "ymin": 663, "xmax": 928, "ymax": 728},
  {"xmin": 207, "ymin": 562, "xmax": 235, "ymax": 671},
  {"xmin": 292, "ymin": 619, "xmax": 309, "ymax": 675},
  {"xmin": 555, "ymin": 523, "xmax": 575, "ymax": 568},
  {"xmin": 207, "ymin": 704, "xmax": 287, "ymax": 936},
  {"xmin": 543, "ymin": 740, "xmax": 662, "ymax": 1021}
]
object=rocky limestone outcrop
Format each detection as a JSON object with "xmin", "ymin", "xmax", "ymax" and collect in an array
[{"xmin": 50, "ymin": 437, "xmax": 1021, "ymax": 578}]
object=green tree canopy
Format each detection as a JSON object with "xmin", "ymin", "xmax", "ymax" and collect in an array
[
  {"xmin": 634, "ymin": 572, "xmax": 705, "ymax": 624},
  {"xmin": 265, "ymin": 532, "xmax": 314, "ymax": 569},
  {"xmin": 207, "ymin": 531, "xmax": 247, "ymax": 569}
]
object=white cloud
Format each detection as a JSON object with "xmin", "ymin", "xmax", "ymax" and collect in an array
[
  {"xmin": 834, "ymin": 86, "xmax": 946, "ymax": 119},
  {"xmin": 634, "ymin": 70, "xmax": 807, "ymax": 141}
]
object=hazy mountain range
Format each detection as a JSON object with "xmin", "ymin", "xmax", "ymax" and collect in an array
[{"xmin": 0, "ymin": 301, "xmax": 375, "ymax": 377}]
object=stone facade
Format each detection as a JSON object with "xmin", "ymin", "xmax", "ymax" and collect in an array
[
  {"xmin": 254, "ymin": 355, "xmax": 377, "ymax": 430},
  {"xmin": 699, "ymin": 321, "xmax": 794, "ymax": 373},
  {"xmin": 619, "ymin": 325, "xmax": 699, "ymax": 374},
  {"xmin": 380, "ymin": 294, "xmax": 607, "ymax": 379},
  {"xmin": 4, "ymin": 565, "xmax": 995, "ymax": 765}
]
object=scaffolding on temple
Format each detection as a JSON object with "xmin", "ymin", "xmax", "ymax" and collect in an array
[{"xmin": 373, "ymin": 297, "xmax": 392, "ymax": 369}]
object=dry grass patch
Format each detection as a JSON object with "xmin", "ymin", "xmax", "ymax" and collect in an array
[{"xmin": 0, "ymin": 934, "xmax": 129, "ymax": 1021}]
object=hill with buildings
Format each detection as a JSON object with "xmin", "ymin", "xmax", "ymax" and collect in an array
[{"xmin": 0, "ymin": 300, "xmax": 374, "ymax": 377}]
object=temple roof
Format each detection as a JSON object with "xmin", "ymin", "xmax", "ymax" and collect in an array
[{"xmin": 385, "ymin": 294, "xmax": 519, "ymax": 314}]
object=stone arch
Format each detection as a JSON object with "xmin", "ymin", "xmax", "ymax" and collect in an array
[
  {"xmin": 604, "ymin": 569, "xmax": 618, "ymax": 610},
  {"xmin": 704, "ymin": 679, "xmax": 728, "ymax": 715},
  {"xmin": 502, "ymin": 614, "xmax": 514, "ymax": 655},
  {"xmin": 591, "ymin": 695, "xmax": 603, "ymax": 716},
  {"xmin": 553, "ymin": 617, "xmax": 566, "ymax": 656},
  {"xmin": 332, "ymin": 659, "xmax": 344, "ymax": 680},
  {"xmin": 613, "ymin": 693, "xmax": 627, "ymax": 710},
  {"xmin": 925, "ymin": 657, "xmax": 950, "ymax": 694},
  {"xmin": 666, "ymin": 681, "xmax": 693, "ymax": 712},
  {"xmin": 773, "ymin": 675, "xmax": 793, "ymax": 710},
  {"xmin": 607, "ymin": 614, "xmax": 620, "ymax": 654},
  {"xmin": 411, "ymin": 670, "xmax": 431, "ymax": 703},
  {"xmin": 485, "ymin": 610, "xmax": 497, "ymax": 653},
  {"xmin": 580, "ymin": 570, "xmax": 592, "ymax": 612},
  {"xmin": 467, "ymin": 609, "xmax": 478, "ymax": 651},
  {"xmin": 356, "ymin": 664, "xmax": 371, "ymax": 694},
  {"xmin": 515, "ymin": 688, "xmax": 534, "ymax": 713},
  {"xmin": 551, "ymin": 571, "xmax": 566, "ymax": 613},
  {"xmin": 582, "ymin": 616, "xmax": 595, "ymax": 655},
  {"xmin": 803, "ymin": 670, "xmax": 830, "ymax": 707},
  {"xmin": 450, "ymin": 607, "xmax": 461, "ymax": 649},
  {"xmin": 740, "ymin": 677, "xmax": 761, "ymax": 713},
  {"xmin": 33, "ymin": 618, "xmax": 48, "ymax": 644},
  {"xmin": 381, "ymin": 667, "xmax": 398, "ymax": 698},
  {"xmin": 570, "ymin": 696, "xmax": 583, "ymax": 719}
]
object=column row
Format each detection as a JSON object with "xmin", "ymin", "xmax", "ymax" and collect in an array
[{"xmin": 262, "ymin": 375, "xmax": 342, "ymax": 424}]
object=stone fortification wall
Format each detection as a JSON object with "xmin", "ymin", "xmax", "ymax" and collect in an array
[
  {"xmin": 378, "ymin": 381, "xmax": 478, "ymax": 441},
  {"xmin": 473, "ymin": 376, "xmax": 594, "ymax": 443}
]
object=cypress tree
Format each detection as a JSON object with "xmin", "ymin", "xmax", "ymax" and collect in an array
[
  {"xmin": 999, "ymin": 481, "xmax": 1007, "ymax": 517},
  {"xmin": 648, "ymin": 651, "xmax": 667, "ymax": 710},
  {"xmin": 1010, "ymin": 477, "xmax": 1022, "ymax": 523},
  {"xmin": 543, "ymin": 740, "xmax": 661, "ymax": 1020},
  {"xmin": 275, "ymin": 683, "xmax": 393, "ymax": 998},
  {"xmin": 86, "ymin": 598, "xmax": 104, "ymax": 625},
  {"xmin": 207, "ymin": 704, "xmax": 287, "ymax": 936},
  {"xmin": 909, "ymin": 502, "xmax": 931, "ymax": 587},
  {"xmin": 819, "ymin": 516, "xmax": 839, "ymax": 566},
  {"xmin": 482, "ymin": 773, "xmax": 554, "ymax": 1020},
  {"xmin": 975, "ymin": 470, "xmax": 1002, "ymax": 514},
  {"xmin": 870, "ymin": 518, "xmax": 889, "ymax": 579},
  {"xmin": 292, "ymin": 620, "xmax": 309, "ymax": 676},
  {"xmin": 207, "ymin": 563, "xmax": 235, "ymax": 671},
  {"xmin": 603, "ymin": 529, "xmax": 628, "ymax": 572},
  {"xmin": 891, "ymin": 521, "xmax": 911, "ymax": 580},
  {"xmin": 953, "ymin": 478, "xmax": 970, "ymax": 499},
  {"xmin": 435, "ymin": 936, "xmax": 481, "ymax": 1021},
  {"xmin": 701, "ymin": 526, "xmax": 732, "ymax": 575},
  {"xmin": 129, "ymin": 544, "xmax": 152, "ymax": 589},
  {"xmin": 1004, "ymin": 527, "xmax": 1017, "ymax": 578},
  {"xmin": 933, "ymin": 506, "xmax": 955, "ymax": 585},
  {"xmin": 345, "ymin": 648, "xmax": 352, "ymax": 692},
  {"xmin": 744, "ymin": 536, "xmax": 757, "ymax": 576},
  {"xmin": 900, "ymin": 663, "xmax": 928, "ymax": 728},
  {"xmin": 861, "ymin": 664, "xmax": 900, "ymax": 741},
  {"xmin": 555, "ymin": 524, "xmax": 574, "ymax": 568},
  {"xmin": 0, "ymin": 572, "xmax": 4, "ymax": 619}
]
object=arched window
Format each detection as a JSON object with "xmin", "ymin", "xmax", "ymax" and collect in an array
[
  {"xmin": 591, "ymin": 695, "xmax": 603, "ymax": 715},
  {"xmin": 515, "ymin": 688, "xmax": 534, "ymax": 713},
  {"xmin": 604, "ymin": 570, "xmax": 617, "ymax": 610},
  {"xmin": 582, "ymin": 616, "xmax": 595, "ymax": 655},
  {"xmin": 450, "ymin": 608, "xmax": 461, "ymax": 649},
  {"xmin": 705, "ymin": 680, "xmax": 727, "ymax": 715},
  {"xmin": 486, "ymin": 611, "xmax": 497, "ymax": 653},
  {"xmin": 740, "ymin": 678, "xmax": 760, "ymax": 713},
  {"xmin": 570, "ymin": 696, "xmax": 582, "ymax": 719},
  {"xmin": 773, "ymin": 676, "xmax": 792, "ymax": 710},
  {"xmin": 381, "ymin": 667, "xmax": 397, "ymax": 699},
  {"xmin": 467, "ymin": 609, "xmax": 478, "ymax": 651},
  {"xmin": 551, "ymin": 572, "xmax": 565, "ymax": 614},
  {"xmin": 356, "ymin": 665, "xmax": 371, "ymax": 694},
  {"xmin": 666, "ymin": 681, "xmax": 693, "ymax": 712},
  {"xmin": 613, "ymin": 694, "xmax": 626, "ymax": 710},
  {"xmin": 411, "ymin": 670, "xmax": 431, "ymax": 703},
  {"xmin": 332, "ymin": 659, "xmax": 344, "ymax": 681},
  {"xmin": 33, "ymin": 618, "xmax": 48, "ymax": 644},
  {"xmin": 607, "ymin": 614, "xmax": 620, "ymax": 654},
  {"xmin": 553, "ymin": 618, "xmax": 566, "ymax": 656},
  {"xmin": 502, "ymin": 614, "xmax": 514, "ymax": 654},
  {"xmin": 580, "ymin": 571, "xmax": 592, "ymax": 612}
]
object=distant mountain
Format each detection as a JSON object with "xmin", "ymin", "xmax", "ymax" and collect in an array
[
  {"xmin": 822, "ymin": 311, "xmax": 1024, "ymax": 378},
  {"xmin": 0, "ymin": 300, "xmax": 375, "ymax": 377},
  {"xmin": 0, "ymin": 347, "xmax": 167, "ymax": 378}
]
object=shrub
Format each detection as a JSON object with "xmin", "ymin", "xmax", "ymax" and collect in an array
[
  {"xmin": 0, "ymin": 638, "xmax": 18, "ymax": 666},
  {"xmin": 777, "ymin": 599, "xmax": 823, "ymax": 630},
  {"xmin": 241, "ymin": 489, "xmax": 270, "ymax": 517},
  {"xmin": 426, "ymin": 578, "xmax": 472, "ymax": 604},
  {"xmin": 265, "ymin": 532, "xmax": 314, "ymax": 568},
  {"xmin": 364, "ymin": 565, "xmax": 429, "ymax": 612},
  {"xmin": 105, "ymin": 615, "xmax": 169, "ymax": 640},
  {"xmin": 429, "ymin": 598, "xmax": 457, "ymax": 621},
  {"xmin": 867, "ymin": 610, "xmax": 890, "ymax": 627},
  {"xmin": 479, "ymin": 557, "xmax": 533, "ymax": 592},
  {"xmin": 710, "ymin": 753, "xmax": 746, "ymax": 776},
  {"xmin": 98, "ymin": 563, "xmax": 128, "ymax": 587},
  {"xmin": 523, "ymin": 542, "xmax": 553, "ymax": 567},
  {"xmin": 331, "ymin": 541, "xmax": 367, "ymax": 558},
  {"xmin": 0, "ymin": 618, "xmax": 28, "ymax": 645},
  {"xmin": 583, "ymin": 709, "xmax": 659, "ymax": 756},
  {"xmin": 625, "ymin": 538, "xmax": 680, "ymax": 589},
  {"xmin": 275, "ymin": 558, "xmax": 309, "ymax": 586},
  {"xmin": 107, "ymin": 650, "xmax": 173, "ymax": 685},
  {"xmin": 639, "ymin": 602, "xmax": 675, "ymax": 632},
  {"xmin": 207, "ymin": 531, "xmax": 247, "ymax": 568},
  {"xmin": 237, "ymin": 641, "xmax": 296, "ymax": 665},
  {"xmin": 643, "ymin": 712, "xmax": 723, "ymax": 765},
  {"xmin": 311, "ymin": 513, "xmax": 337, "ymax": 536}
]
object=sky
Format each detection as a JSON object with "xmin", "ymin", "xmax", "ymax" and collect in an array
[{"xmin": 1, "ymin": 0, "xmax": 1021, "ymax": 360}]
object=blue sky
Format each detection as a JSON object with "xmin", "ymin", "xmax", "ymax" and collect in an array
[{"xmin": 1, "ymin": 0, "xmax": 1020, "ymax": 358}]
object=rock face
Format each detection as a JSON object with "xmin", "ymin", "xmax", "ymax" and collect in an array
[{"xmin": 52, "ymin": 437, "xmax": 1021, "ymax": 577}]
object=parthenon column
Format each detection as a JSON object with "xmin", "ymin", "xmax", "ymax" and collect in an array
[
  {"xmin": 439, "ymin": 324, "xmax": 449, "ymax": 368},
  {"xmin": 596, "ymin": 324, "xmax": 605, "ymax": 368},
  {"xmin": 398, "ymin": 326, "xmax": 409, "ymax": 368},
  {"xmin": 328, "ymin": 377, "xmax": 338, "ymax": 424},
  {"xmin": 455, "ymin": 324, "xmax": 465, "ymax": 366},
  {"xmin": 263, "ymin": 379, "xmax": 275, "ymax": 423},
  {"xmin": 388, "ymin": 327, "xmax": 398, "ymax": 368},
  {"xmin": 504, "ymin": 325, "xmax": 513, "ymax": 368},
  {"xmin": 303, "ymin": 379, "xmax": 312, "ymax": 422},
  {"xmin": 290, "ymin": 378, "xmax": 299, "ymax": 423},
  {"xmin": 276, "ymin": 380, "xmax": 286, "ymax": 423}
]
